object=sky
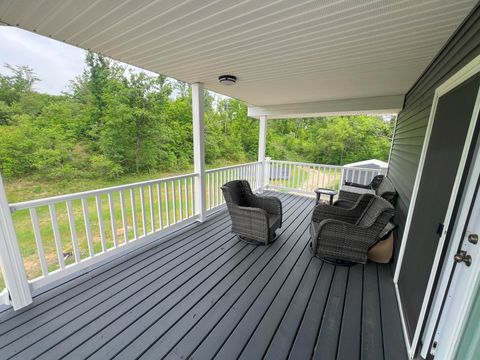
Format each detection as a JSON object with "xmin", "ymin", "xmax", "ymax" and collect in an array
[
  {"xmin": 0, "ymin": 26, "xmax": 87, "ymax": 94},
  {"xmin": 0, "ymin": 26, "xmax": 163, "ymax": 95},
  {"xmin": 0, "ymin": 26, "xmax": 228, "ymax": 104}
]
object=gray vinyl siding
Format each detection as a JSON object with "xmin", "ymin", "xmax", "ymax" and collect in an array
[{"xmin": 389, "ymin": 3, "xmax": 480, "ymax": 264}]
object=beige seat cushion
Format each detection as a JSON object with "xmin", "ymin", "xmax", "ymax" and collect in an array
[{"xmin": 368, "ymin": 232, "xmax": 394, "ymax": 263}]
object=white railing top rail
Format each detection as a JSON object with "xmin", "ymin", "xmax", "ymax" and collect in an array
[
  {"xmin": 10, "ymin": 172, "xmax": 198, "ymax": 211},
  {"xmin": 269, "ymin": 159, "xmax": 387, "ymax": 172},
  {"xmin": 205, "ymin": 161, "xmax": 261, "ymax": 173},
  {"xmin": 269, "ymin": 159, "xmax": 342, "ymax": 169}
]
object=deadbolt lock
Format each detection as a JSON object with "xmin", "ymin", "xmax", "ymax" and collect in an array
[
  {"xmin": 468, "ymin": 234, "xmax": 478, "ymax": 245},
  {"xmin": 454, "ymin": 250, "xmax": 472, "ymax": 266}
]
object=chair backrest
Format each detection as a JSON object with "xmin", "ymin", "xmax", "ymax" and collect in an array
[
  {"xmin": 370, "ymin": 174, "xmax": 385, "ymax": 190},
  {"xmin": 356, "ymin": 196, "xmax": 395, "ymax": 228},
  {"xmin": 221, "ymin": 180, "xmax": 253, "ymax": 208},
  {"xmin": 375, "ymin": 176, "xmax": 397, "ymax": 203}
]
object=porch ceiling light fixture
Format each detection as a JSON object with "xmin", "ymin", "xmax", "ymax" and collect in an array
[{"xmin": 218, "ymin": 74, "xmax": 237, "ymax": 85}]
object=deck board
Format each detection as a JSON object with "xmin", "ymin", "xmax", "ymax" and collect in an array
[{"xmin": 0, "ymin": 192, "xmax": 407, "ymax": 360}]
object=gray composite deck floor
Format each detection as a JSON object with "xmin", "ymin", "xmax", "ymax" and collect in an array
[{"xmin": 0, "ymin": 192, "xmax": 407, "ymax": 360}]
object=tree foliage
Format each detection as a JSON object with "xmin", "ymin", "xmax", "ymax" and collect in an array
[{"xmin": 0, "ymin": 55, "xmax": 395, "ymax": 182}]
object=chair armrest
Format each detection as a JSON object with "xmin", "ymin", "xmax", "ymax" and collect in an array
[
  {"xmin": 311, "ymin": 203, "xmax": 358, "ymax": 224},
  {"xmin": 311, "ymin": 219, "xmax": 377, "ymax": 263},
  {"xmin": 247, "ymin": 195, "xmax": 282, "ymax": 216},
  {"xmin": 344, "ymin": 181, "xmax": 372, "ymax": 189},
  {"xmin": 230, "ymin": 205, "xmax": 270, "ymax": 241}
]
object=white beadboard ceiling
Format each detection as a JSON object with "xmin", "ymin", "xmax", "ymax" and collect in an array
[{"xmin": 0, "ymin": 0, "xmax": 477, "ymax": 109}]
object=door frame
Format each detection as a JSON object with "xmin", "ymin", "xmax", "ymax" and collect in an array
[
  {"xmin": 431, "ymin": 163, "xmax": 480, "ymax": 359},
  {"xmin": 393, "ymin": 54, "xmax": 480, "ymax": 359}
]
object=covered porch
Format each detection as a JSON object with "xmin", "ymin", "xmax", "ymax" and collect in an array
[
  {"xmin": 0, "ymin": 192, "xmax": 405, "ymax": 360},
  {"xmin": 1, "ymin": 1, "xmax": 480, "ymax": 359}
]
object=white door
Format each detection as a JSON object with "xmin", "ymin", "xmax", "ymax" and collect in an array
[{"xmin": 423, "ymin": 136, "xmax": 480, "ymax": 359}]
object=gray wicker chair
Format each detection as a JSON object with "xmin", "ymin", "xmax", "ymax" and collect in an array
[
  {"xmin": 310, "ymin": 195, "xmax": 395, "ymax": 264},
  {"xmin": 336, "ymin": 176, "xmax": 397, "ymax": 208},
  {"xmin": 221, "ymin": 180, "xmax": 282, "ymax": 245}
]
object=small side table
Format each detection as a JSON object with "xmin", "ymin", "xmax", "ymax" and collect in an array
[{"xmin": 314, "ymin": 188, "xmax": 338, "ymax": 205}]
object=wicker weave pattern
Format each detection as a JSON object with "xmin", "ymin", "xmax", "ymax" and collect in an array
[
  {"xmin": 337, "ymin": 190, "xmax": 361, "ymax": 203},
  {"xmin": 310, "ymin": 195, "xmax": 395, "ymax": 264},
  {"xmin": 221, "ymin": 180, "xmax": 282, "ymax": 245}
]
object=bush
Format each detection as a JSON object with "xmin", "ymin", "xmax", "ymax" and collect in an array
[{"xmin": 89, "ymin": 155, "xmax": 123, "ymax": 179}]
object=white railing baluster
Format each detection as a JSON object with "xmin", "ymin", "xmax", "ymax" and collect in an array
[
  {"xmin": 49, "ymin": 204, "xmax": 65, "ymax": 269},
  {"xmin": 29, "ymin": 208, "xmax": 48, "ymax": 276},
  {"xmin": 190, "ymin": 177, "xmax": 194, "ymax": 217},
  {"xmin": 179, "ymin": 180, "xmax": 183, "ymax": 221},
  {"xmin": 214, "ymin": 171, "xmax": 218, "ymax": 207},
  {"xmin": 172, "ymin": 181, "xmax": 177, "ymax": 224},
  {"xmin": 96, "ymin": 195, "xmax": 107, "ymax": 252},
  {"xmin": 130, "ymin": 188, "xmax": 138, "ymax": 239},
  {"xmin": 184, "ymin": 178, "xmax": 189, "ymax": 219},
  {"xmin": 107, "ymin": 193, "xmax": 118, "ymax": 248},
  {"xmin": 207, "ymin": 173, "xmax": 211, "ymax": 209},
  {"xmin": 164, "ymin": 182, "xmax": 170, "ymax": 226},
  {"xmin": 81, "ymin": 198, "xmax": 94, "ymax": 257},
  {"xmin": 119, "ymin": 190, "xmax": 128, "ymax": 244},
  {"xmin": 149, "ymin": 185, "xmax": 155, "ymax": 232},
  {"xmin": 157, "ymin": 183, "xmax": 163, "ymax": 229},
  {"xmin": 66, "ymin": 200, "xmax": 81, "ymax": 262},
  {"xmin": 139, "ymin": 186, "xmax": 147, "ymax": 236}
]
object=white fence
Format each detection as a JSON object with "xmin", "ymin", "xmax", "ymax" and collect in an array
[
  {"xmin": 267, "ymin": 160, "xmax": 387, "ymax": 195},
  {"xmin": 9, "ymin": 173, "xmax": 197, "ymax": 287}
]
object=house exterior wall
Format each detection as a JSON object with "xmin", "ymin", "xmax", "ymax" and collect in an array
[{"xmin": 388, "ymin": 4, "xmax": 480, "ymax": 265}]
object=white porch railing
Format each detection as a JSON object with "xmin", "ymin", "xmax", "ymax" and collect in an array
[
  {"xmin": 267, "ymin": 160, "xmax": 387, "ymax": 194},
  {"xmin": 8, "ymin": 173, "xmax": 198, "ymax": 289},
  {"xmin": 206, "ymin": 161, "xmax": 262, "ymax": 213},
  {"xmin": 0, "ymin": 158, "xmax": 387, "ymax": 308}
]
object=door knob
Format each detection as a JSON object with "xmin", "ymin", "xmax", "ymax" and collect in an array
[
  {"xmin": 468, "ymin": 234, "xmax": 478, "ymax": 245},
  {"xmin": 454, "ymin": 250, "xmax": 472, "ymax": 266}
]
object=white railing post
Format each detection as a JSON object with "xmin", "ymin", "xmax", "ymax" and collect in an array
[
  {"xmin": 0, "ymin": 173, "xmax": 32, "ymax": 310},
  {"xmin": 264, "ymin": 157, "xmax": 271, "ymax": 190},
  {"xmin": 340, "ymin": 166, "xmax": 346, "ymax": 187},
  {"xmin": 192, "ymin": 82, "xmax": 207, "ymax": 222},
  {"xmin": 257, "ymin": 115, "xmax": 267, "ymax": 193}
]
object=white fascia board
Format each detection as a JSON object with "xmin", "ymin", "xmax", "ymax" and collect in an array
[{"xmin": 247, "ymin": 95, "xmax": 404, "ymax": 119}]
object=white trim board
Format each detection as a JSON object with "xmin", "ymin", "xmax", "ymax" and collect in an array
[
  {"xmin": 393, "ymin": 54, "xmax": 480, "ymax": 359},
  {"xmin": 247, "ymin": 95, "xmax": 404, "ymax": 119}
]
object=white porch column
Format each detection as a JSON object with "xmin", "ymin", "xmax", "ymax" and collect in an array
[
  {"xmin": 257, "ymin": 115, "xmax": 267, "ymax": 192},
  {"xmin": 192, "ymin": 83, "xmax": 207, "ymax": 222},
  {"xmin": 0, "ymin": 173, "xmax": 32, "ymax": 310}
]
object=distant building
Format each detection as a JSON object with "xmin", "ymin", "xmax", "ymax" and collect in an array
[{"xmin": 342, "ymin": 159, "xmax": 388, "ymax": 185}]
